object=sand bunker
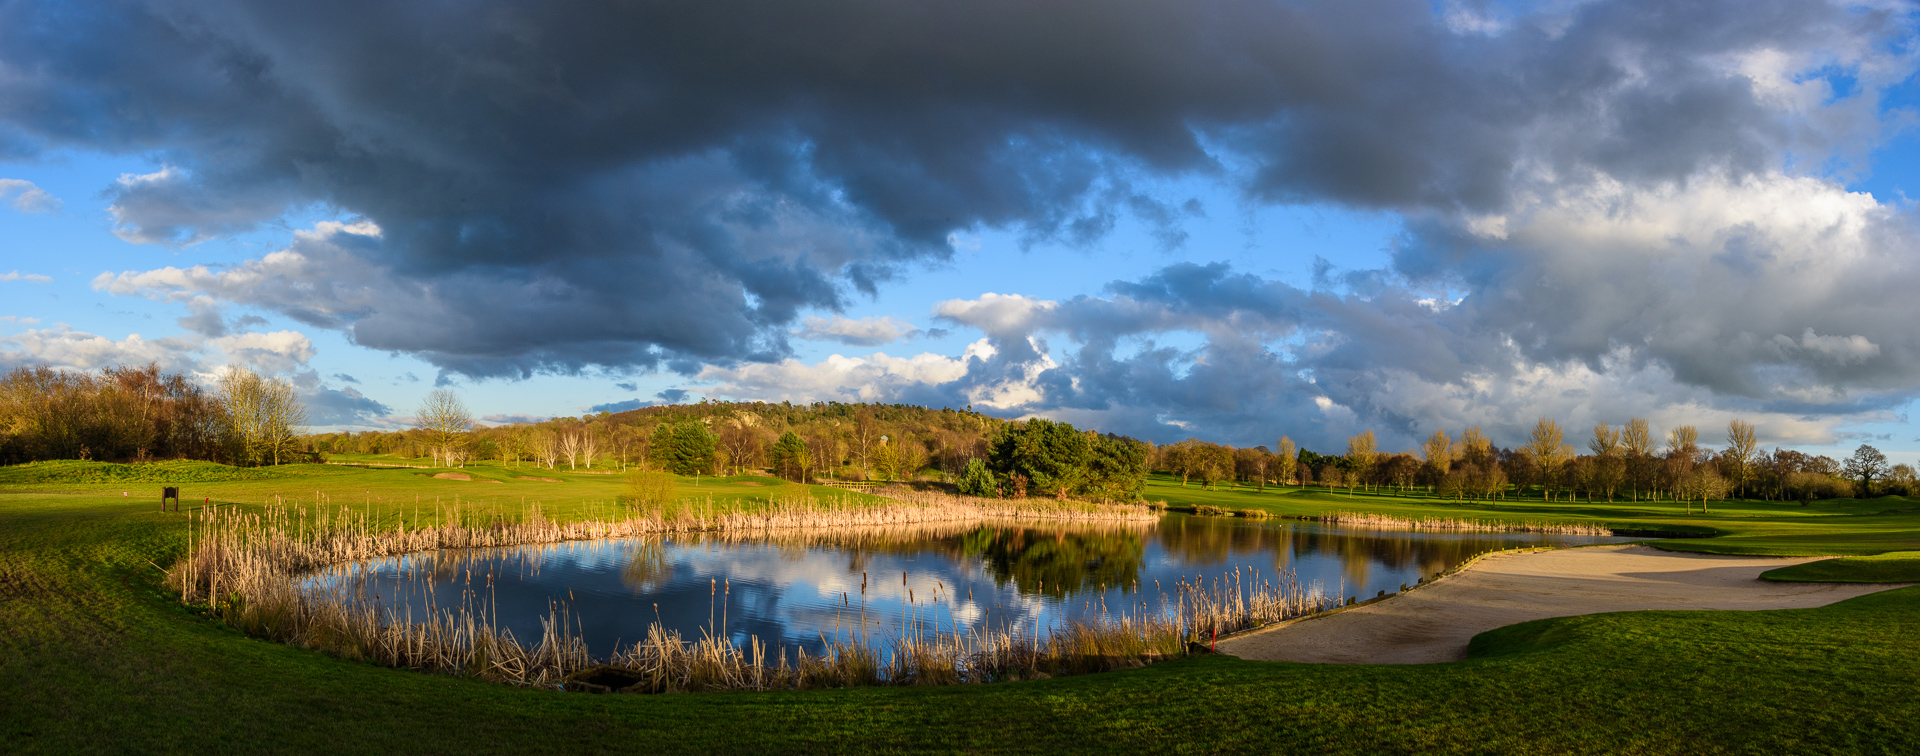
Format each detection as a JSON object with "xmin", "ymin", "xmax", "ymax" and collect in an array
[
  {"xmin": 1218, "ymin": 544, "xmax": 1910, "ymax": 665},
  {"xmin": 515, "ymin": 476, "xmax": 563, "ymax": 482},
  {"xmin": 430, "ymin": 472, "xmax": 471, "ymax": 481}
]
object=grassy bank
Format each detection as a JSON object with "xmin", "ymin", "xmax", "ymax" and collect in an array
[
  {"xmin": 1144, "ymin": 476, "xmax": 1920, "ymax": 565},
  {"xmin": 1763, "ymin": 551, "xmax": 1920, "ymax": 583},
  {"xmin": 5, "ymin": 464, "xmax": 1920, "ymax": 752}
]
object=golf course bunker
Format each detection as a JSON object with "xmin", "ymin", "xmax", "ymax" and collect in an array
[{"xmin": 1218, "ymin": 544, "xmax": 1912, "ymax": 665}]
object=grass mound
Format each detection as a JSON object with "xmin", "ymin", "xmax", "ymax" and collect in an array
[
  {"xmin": 1762, "ymin": 551, "xmax": 1920, "ymax": 583},
  {"xmin": 0, "ymin": 459, "xmax": 286, "ymax": 484}
]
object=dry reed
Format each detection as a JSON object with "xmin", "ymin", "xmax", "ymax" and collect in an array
[
  {"xmin": 167, "ymin": 493, "xmax": 1326, "ymax": 692},
  {"xmin": 1318, "ymin": 511, "xmax": 1614, "ymax": 536}
]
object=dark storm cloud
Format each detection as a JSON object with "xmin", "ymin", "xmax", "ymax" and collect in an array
[
  {"xmin": 819, "ymin": 213, "xmax": 1920, "ymax": 451},
  {"xmin": 8, "ymin": 0, "xmax": 1900, "ymax": 378}
]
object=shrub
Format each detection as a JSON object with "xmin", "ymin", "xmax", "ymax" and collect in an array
[
  {"xmin": 623, "ymin": 471, "xmax": 678, "ymax": 511},
  {"xmin": 955, "ymin": 457, "xmax": 997, "ymax": 497}
]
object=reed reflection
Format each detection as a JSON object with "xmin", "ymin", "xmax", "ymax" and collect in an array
[{"xmin": 312, "ymin": 514, "xmax": 1623, "ymax": 657}]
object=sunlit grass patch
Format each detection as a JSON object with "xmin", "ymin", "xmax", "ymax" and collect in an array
[{"xmin": 1762, "ymin": 551, "xmax": 1920, "ymax": 582}]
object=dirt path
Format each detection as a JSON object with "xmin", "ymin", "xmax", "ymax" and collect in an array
[{"xmin": 1218, "ymin": 544, "xmax": 1910, "ymax": 665}]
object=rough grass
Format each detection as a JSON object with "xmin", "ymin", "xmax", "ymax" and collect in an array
[
  {"xmin": 0, "ymin": 459, "xmax": 293, "ymax": 484},
  {"xmin": 5, "ymin": 465, "xmax": 1920, "ymax": 752},
  {"xmin": 1763, "ymin": 551, "xmax": 1920, "ymax": 583}
]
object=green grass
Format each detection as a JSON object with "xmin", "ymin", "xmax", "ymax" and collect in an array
[
  {"xmin": 6, "ymin": 465, "xmax": 1920, "ymax": 752},
  {"xmin": 0, "ymin": 456, "xmax": 880, "ymax": 519},
  {"xmin": 0, "ymin": 459, "xmax": 291, "ymax": 484},
  {"xmin": 1763, "ymin": 551, "xmax": 1920, "ymax": 583},
  {"xmin": 1145, "ymin": 475, "xmax": 1920, "ymax": 565}
]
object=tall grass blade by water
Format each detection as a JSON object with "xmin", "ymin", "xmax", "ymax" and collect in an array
[
  {"xmin": 168, "ymin": 493, "xmax": 1329, "ymax": 691},
  {"xmin": 1319, "ymin": 511, "xmax": 1613, "ymax": 536}
]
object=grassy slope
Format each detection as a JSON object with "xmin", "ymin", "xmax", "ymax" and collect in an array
[
  {"xmin": 0, "ymin": 458, "xmax": 881, "ymax": 519},
  {"xmin": 1762, "ymin": 552, "xmax": 1920, "ymax": 583},
  {"xmin": 5, "ymin": 466, "xmax": 1920, "ymax": 753}
]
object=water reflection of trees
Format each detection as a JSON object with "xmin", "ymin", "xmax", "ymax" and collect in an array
[
  {"xmin": 682, "ymin": 519, "xmax": 1154, "ymax": 600},
  {"xmin": 1153, "ymin": 515, "xmax": 1570, "ymax": 588},
  {"xmin": 619, "ymin": 540, "xmax": 675, "ymax": 593},
  {"xmin": 958, "ymin": 527, "xmax": 1146, "ymax": 599},
  {"xmin": 328, "ymin": 516, "xmax": 1591, "ymax": 609}
]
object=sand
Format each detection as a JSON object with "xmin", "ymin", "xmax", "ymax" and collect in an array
[{"xmin": 1217, "ymin": 544, "xmax": 1910, "ymax": 665}]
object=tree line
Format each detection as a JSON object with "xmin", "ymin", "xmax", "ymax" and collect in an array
[
  {"xmin": 1151, "ymin": 417, "xmax": 1911, "ymax": 505},
  {"xmin": 0, "ymin": 363, "xmax": 308, "ymax": 466},
  {"xmin": 306, "ymin": 397, "xmax": 1011, "ymax": 482},
  {"xmin": 304, "ymin": 394, "xmax": 1153, "ymax": 500},
  {"xmin": 15, "ymin": 360, "xmax": 1890, "ymax": 506}
]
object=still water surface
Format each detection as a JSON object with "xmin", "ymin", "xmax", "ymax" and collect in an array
[{"xmin": 313, "ymin": 515, "xmax": 1627, "ymax": 655}]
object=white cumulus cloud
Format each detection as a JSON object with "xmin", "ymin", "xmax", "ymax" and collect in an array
[
  {"xmin": 793, "ymin": 315, "xmax": 919, "ymax": 346},
  {"xmin": 0, "ymin": 178, "xmax": 59, "ymax": 213}
]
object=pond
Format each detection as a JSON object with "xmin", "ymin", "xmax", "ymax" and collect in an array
[{"xmin": 308, "ymin": 514, "xmax": 1629, "ymax": 657}]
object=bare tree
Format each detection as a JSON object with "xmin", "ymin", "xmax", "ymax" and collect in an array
[
  {"xmin": 1724, "ymin": 419, "xmax": 1758, "ymax": 499},
  {"xmin": 1274, "ymin": 436, "xmax": 1297, "ymax": 487},
  {"xmin": 1658, "ymin": 425, "xmax": 1699, "ymax": 502},
  {"xmin": 415, "ymin": 388, "xmax": 474, "ymax": 468},
  {"xmin": 1525, "ymin": 418, "xmax": 1568, "ymax": 501},
  {"xmin": 1420, "ymin": 429, "xmax": 1453, "ymax": 492},
  {"xmin": 560, "ymin": 427, "xmax": 582, "ymax": 469},
  {"xmin": 806, "ymin": 430, "xmax": 841, "ymax": 481},
  {"xmin": 1346, "ymin": 430, "xmax": 1377, "ymax": 493},
  {"xmin": 534, "ymin": 429, "xmax": 560, "ymax": 469},
  {"xmin": 1233, "ymin": 446, "xmax": 1268, "ymax": 490},
  {"xmin": 1588, "ymin": 422, "xmax": 1624, "ymax": 502},
  {"xmin": 580, "ymin": 425, "xmax": 600, "ymax": 469},
  {"xmin": 1459, "ymin": 427, "xmax": 1490, "ymax": 459},
  {"xmin": 1622, "ymin": 418, "xmax": 1654, "ymax": 500},
  {"xmin": 1667, "ymin": 425, "xmax": 1699, "ymax": 457},
  {"xmin": 851, "ymin": 411, "xmax": 879, "ymax": 477},
  {"xmin": 501, "ymin": 427, "xmax": 530, "ymax": 468},
  {"xmin": 1622, "ymin": 418, "xmax": 1654, "ymax": 456},
  {"xmin": 717, "ymin": 418, "xmax": 762, "ymax": 474},
  {"xmin": 219, "ymin": 368, "xmax": 265, "ymax": 465},
  {"xmin": 220, "ymin": 367, "xmax": 308, "ymax": 466},
  {"xmin": 608, "ymin": 425, "xmax": 639, "ymax": 471}
]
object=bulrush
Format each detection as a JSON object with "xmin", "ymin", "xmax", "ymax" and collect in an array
[
  {"xmin": 1319, "ymin": 511, "xmax": 1614, "ymax": 536},
  {"xmin": 168, "ymin": 492, "xmax": 1329, "ymax": 691}
]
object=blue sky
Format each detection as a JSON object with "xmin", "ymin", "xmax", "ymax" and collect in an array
[{"xmin": 3, "ymin": 0, "xmax": 1919, "ymax": 461}]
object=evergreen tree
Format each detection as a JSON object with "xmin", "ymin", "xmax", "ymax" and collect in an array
[
  {"xmin": 768, "ymin": 431, "xmax": 811, "ymax": 482},
  {"xmin": 956, "ymin": 457, "xmax": 997, "ymax": 497},
  {"xmin": 1083, "ymin": 434, "xmax": 1149, "ymax": 499},
  {"xmin": 988, "ymin": 418, "xmax": 1090, "ymax": 498},
  {"xmin": 649, "ymin": 421, "xmax": 717, "ymax": 475}
]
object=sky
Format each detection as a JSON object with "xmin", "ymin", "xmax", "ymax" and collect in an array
[{"xmin": 3, "ymin": 0, "xmax": 1920, "ymax": 460}]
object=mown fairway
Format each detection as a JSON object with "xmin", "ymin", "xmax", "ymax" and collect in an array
[
  {"xmin": 1144, "ymin": 476, "xmax": 1920, "ymax": 564},
  {"xmin": 4, "ymin": 464, "xmax": 1919, "ymax": 753}
]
